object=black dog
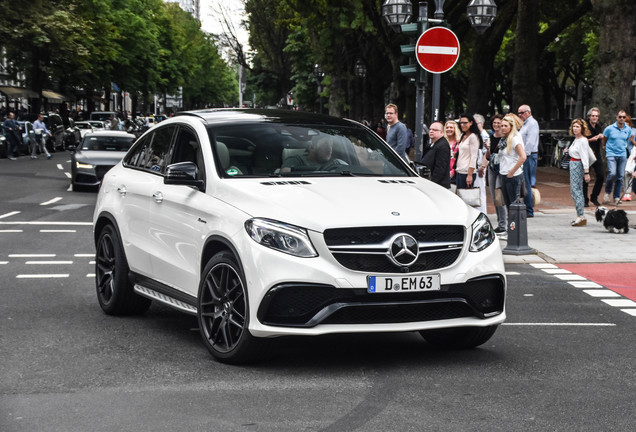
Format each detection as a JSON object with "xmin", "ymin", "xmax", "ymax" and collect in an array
[{"xmin": 595, "ymin": 206, "xmax": 630, "ymax": 233}]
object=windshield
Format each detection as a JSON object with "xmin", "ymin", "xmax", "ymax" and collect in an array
[
  {"xmin": 81, "ymin": 136, "xmax": 134, "ymax": 151},
  {"xmin": 208, "ymin": 123, "xmax": 412, "ymax": 178}
]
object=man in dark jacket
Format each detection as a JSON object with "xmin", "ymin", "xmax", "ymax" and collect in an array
[
  {"xmin": 420, "ymin": 121, "xmax": 450, "ymax": 188},
  {"xmin": 2, "ymin": 112, "xmax": 21, "ymax": 160}
]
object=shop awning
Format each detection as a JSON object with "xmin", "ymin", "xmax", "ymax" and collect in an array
[
  {"xmin": 0, "ymin": 86, "xmax": 38, "ymax": 99},
  {"xmin": 42, "ymin": 90, "xmax": 67, "ymax": 103}
]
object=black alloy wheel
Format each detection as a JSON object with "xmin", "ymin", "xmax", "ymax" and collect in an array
[
  {"xmin": 198, "ymin": 251, "xmax": 263, "ymax": 364},
  {"xmin": 95, "ymin": 224, "xmax": 150, "ymax": 315}
]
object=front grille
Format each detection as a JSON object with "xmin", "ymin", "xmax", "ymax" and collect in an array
[
  {"xmin": 95, "ymin": 165, "xmax": 114, "ymax": 180},
  {"xmin": 324, "ymin": 225, "xmax": 464, "ymax": 272},
  {"xmin": 257, "ymin": 275, "xmax": 505, "ymax": 327}
]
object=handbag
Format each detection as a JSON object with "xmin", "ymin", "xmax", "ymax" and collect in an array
[
  {"xmin": 457, "ymin": 188, "xmax": 481, "ymax": 207},
  {"xmin": 494, "ymin": 188, "xmax": 504, "ymax": 207},
  {"xmin": 587, "ymin": 146, "xmax": 597, "ymax": 166},
  {"xmin": 626, "ymin": 147, "xmax": 636, "ymax": 174},
  {"xmin": 559, "ymin": 151, "xmax": 570, "ymax": 170},
  {"xmin": 489, "ymin": 152, "xmax": 500, "ymax": 175}
]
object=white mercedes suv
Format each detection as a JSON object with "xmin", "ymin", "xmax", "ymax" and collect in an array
[{"xmin": 93, "ymin": 109, "xmax": 506, "ymax": 364}]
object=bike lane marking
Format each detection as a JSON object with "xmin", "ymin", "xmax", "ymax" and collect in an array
[{"xmin": 532, "ymin": 263, "xmax": 636, "ymax": 317}]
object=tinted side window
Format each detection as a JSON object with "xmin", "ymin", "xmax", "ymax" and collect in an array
[
  {"xmin": 142, "ymin": 126, "xmax": 175, "ymax": 174},
  {"xmin": 171, "ymin": 126, "xmax": 204, "ymax": 180},
  {"xmin": 123, "ymin": 134, "xmax": 150, "ymax": 167}
]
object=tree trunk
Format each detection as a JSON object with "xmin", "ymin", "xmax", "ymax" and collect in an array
[
  {"xmin": 591, "ymin": 0, "xmax": 636, "ymax": 125},
  {"xmin": 512, "ymin": 0, "xmax": 541, "ymax": 117}
]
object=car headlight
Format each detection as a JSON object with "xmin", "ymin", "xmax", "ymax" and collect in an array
[
  {"xmin": 76, "ymin": 161, "xmax": 94, "ymax": 169},
  {"xmin": 245, "ymin": 218, "xmax": 318, "ymax": 258},
  {"xmin": 470, "ymin": 213, "xmax": 495, "ymax": 252}
]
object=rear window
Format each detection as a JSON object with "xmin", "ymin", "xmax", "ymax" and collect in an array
[{"xmin": 81, "ymin": 136, "xmax": 134, "ymax": 151}]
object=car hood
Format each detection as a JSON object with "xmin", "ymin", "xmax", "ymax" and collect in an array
[
  {"xmin": 73, "ymin": 150, "xmax": 127, "ymax": 166},
  {"xmin": 214, "ymin": 177, "xmax": 476, "ymax": 232}
]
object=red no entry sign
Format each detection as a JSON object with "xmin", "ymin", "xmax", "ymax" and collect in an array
[{"xmin": 415, "ymin": 27, "xmax": 460, "ymax": 74}]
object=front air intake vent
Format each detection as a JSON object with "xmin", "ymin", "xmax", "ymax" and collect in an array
[
  {"xmin": 378, "ymin": 180, "xmax": 416, "ymax": 184},
  {"xmin": 261, "ymin": 180, "xmax": 312, "ymax": 186}
]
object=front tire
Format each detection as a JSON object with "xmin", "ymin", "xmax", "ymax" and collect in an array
[
  {"xmin": 197, "ymin": 251, "xmax": 264, "ymax": 364},
  {"xmin": 95, "ymin": 224, "xmax": 151, "ymax": 315},
  {"xmin": 419, "ymin": 325, "xmax": 498, "ymax": 349}
]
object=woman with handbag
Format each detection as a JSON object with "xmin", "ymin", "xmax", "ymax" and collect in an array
[
  {"xmin": 565, "ymin": 119, "xmax": 591, "ymax": 226},
  {"xmin": 499, "ymin": 115, "xmax": 526, "ymax": 208}
]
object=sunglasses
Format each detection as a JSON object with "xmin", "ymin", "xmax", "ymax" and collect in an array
[
  {"xmin": 517, "ymin": 110, "xmax": 527, "ymax": 115},
  {"xmin": 618, "ymin": 115, "xmax": 626, "ymax": 119}
]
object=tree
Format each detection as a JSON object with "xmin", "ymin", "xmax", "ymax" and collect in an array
[{"xmin": 590, "ymin": 0, "xmax": 636, "ymax": 125}]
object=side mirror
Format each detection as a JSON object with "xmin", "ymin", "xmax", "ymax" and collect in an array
[
  {"xmin": 164, "ymin": 161, "xmax": 205, "ymax": 191},
  {"xmin": 412, "ymin": 162, "xmax": 431, "ymax": 179}
]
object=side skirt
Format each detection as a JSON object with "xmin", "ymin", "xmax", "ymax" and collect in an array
[{"xmin": 130, "ymin": 272, "xmax": 198, "ymax": 315}]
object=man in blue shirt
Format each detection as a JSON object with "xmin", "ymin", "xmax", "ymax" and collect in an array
[
  {"xmin": 384, "ymin": 103, "xmax": 408, "ymax": 162},
  {"xmin": 2, "ymin": 112, "xmax": 21, "ymax": 160},
  {"xmin": 518, "ymin": 104, "xmax": 539, "ymax": 217},
  {"xmin": 602, "ymin": 110, "xmax": 631, "ymax": 204}
]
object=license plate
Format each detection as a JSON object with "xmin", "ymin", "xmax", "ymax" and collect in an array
[{"xmin": 367, "ymin": 274, "xmax": 441, "ymax": 293}]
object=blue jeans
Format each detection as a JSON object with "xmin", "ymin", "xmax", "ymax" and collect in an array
[
  {"xmin": 605, "ymin": 156, "xmax": 626, "ymax": 199},
  {"xmin": 523, "ymin": 153, "xmax": 537, "ymax": 215},
  {"xmin": 502, "ymin": 174, "xmax": 523, "ymax": 207}
]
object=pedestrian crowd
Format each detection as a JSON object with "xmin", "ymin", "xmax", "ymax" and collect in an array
[{"xmin": 376, "ymin": 103, "xmax": 636, "ymax": 229}]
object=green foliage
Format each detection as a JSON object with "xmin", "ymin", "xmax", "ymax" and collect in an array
[{"xmin": 0, "ymin": 0, "xmax": 237, "ymax": 110}]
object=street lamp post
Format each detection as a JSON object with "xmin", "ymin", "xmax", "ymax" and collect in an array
[{"xmin": 383, "ymin": 0, "xmax": 497, "ymax": 158}]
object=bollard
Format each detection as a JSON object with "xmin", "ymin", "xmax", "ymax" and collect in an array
[{"xmin": 503, "ymin": 201, "xmax": 535, "ymax": 255}]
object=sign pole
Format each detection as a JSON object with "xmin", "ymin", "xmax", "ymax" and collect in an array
[
  {"xmin": 432, "ymin": 74, "xmax": 441, "ymax": 122},
  {"xmin": 414, "ymin": 2, "xmax": 428, "ymax": 163}
]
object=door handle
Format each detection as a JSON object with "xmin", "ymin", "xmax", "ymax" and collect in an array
[
  {"xmin": 152, "ymin": 191, "xmax": 163, "ymax": 203},
  {"xmin": 117, "ymin": 185, "xmax": 127, "ymax": 196}
]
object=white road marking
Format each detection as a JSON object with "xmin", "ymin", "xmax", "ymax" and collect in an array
[
  {"xmin": 0, "ymin": 230, "xmax": 23, "ymax": 233},
  {"xmin": 39, "ymin": 229, "xmax": 77, "ymax": 233},
  {"xmin": 0, "ymin": 221, "xmax": 92, "ymax": 226},
  {"xmin": 0, "ymin": 211, "xmax": 20, "ymax": 219},
  {"xmin": 602, "ymin": 299, "xmax": 636, "ymax": 308},
  {"xmin": 0, "ymin": 261, "xmax": 8, "ymax": 265},
  {"xmin": 64, "ymin": 172, "xmax": 71, "ymax": 178},
  {"xmin": 503, "ymin": 323, "xmax": 615, "ymax": 326},
  {"xmin": 555, "ymin": 274, "xmax": 586, "ymax": 281},
  {"xmin": 505, "ymin": 271, "xmax": 520, "ymax": 275},
  {"xmin": 86, "ymin": 274, "xmax": 95, "ymax": 278},
  {"xmin": 583, "ymin": 289, "xmax": 621, "ymax": 298},
  {"xmin": 530, "ymin": 263, "xmax": 558, "ymax": 269},
  {"xmin": 542, "ymin": 269, "xmax": 571, "ymax": 274},
  {"xmin": 75, "ymin": 254, "xmax": 95, "ymax": 257},
  {"xmin": 621, "ymin": 309, "xmax": 636, "ymax": 317},
  {"xmin": 40, "ymin": 197, "xmax": 63, "ymax": 206},
  {"xmin": 16, "ymin": 274, "xmax": 69, "ymax": 279},
  {"xmin": 25, "ymin": 261, "xmax": 73, "ymax": 265},
  {"xmin": 9, "ymin": 254, "xmax": 56, "ymax": 257},
  {"xmin": 569, "ymin": 281, "xmax": 603, "ymax": 288},
  {"xmin": 56, "ymin": 164, "xmax": 64, "ymax": 170}
]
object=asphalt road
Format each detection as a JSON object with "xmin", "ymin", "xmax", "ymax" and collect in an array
[{"xmin": 1, "ymin": 156, "xmax": 635, "ymax": 432}]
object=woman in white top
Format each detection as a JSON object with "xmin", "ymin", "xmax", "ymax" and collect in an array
[
  {"xmin": 498, "ymin": 115, "xmax": 527, "ymax": 207},
  {"xmin": 455, "ymin": 114, "xmax": 482, "ymax": 190},
  {"xmin": 565, "ymin": 119, "xmax": 591, "ymax": 226}
]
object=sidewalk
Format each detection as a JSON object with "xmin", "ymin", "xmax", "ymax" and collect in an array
[{"xmin": 490, "ymin": 166, "xmax": 636, "ymax": 264}]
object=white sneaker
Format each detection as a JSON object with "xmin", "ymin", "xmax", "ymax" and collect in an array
[
  {"xmin": 615, "ymin": 198, "xmax": 621, "ymax": 205},
  {"xmin": 603, "ymin": 193, "xmax": 610, "ymax": 203}
]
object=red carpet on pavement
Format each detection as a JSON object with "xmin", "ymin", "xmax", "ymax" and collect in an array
[{"xmin": 558, "ymin": 264, "xmax": 636, "ymax": 301}]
